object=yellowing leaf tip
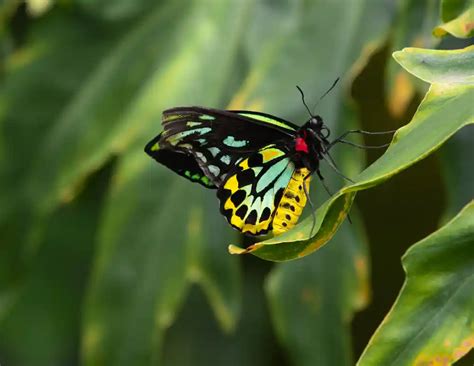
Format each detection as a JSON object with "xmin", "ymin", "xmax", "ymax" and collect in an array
[{"xmin": 228, "ymin": 244, "xmax": 247, "ymax": 255}]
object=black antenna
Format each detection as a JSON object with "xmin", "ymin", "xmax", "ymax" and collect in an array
[
  {"xmin": 312, "ymin": 77, "xmax": 340, "ymax": 114},
  {"xmin": 296, "ymin": 85, "xmax": 314, "ymax": 118}
]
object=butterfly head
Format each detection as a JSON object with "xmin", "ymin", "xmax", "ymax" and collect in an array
[
  {"xmin": 295, "ymin": 115, "xmax": 329, "ymax": 156},
  {"xmin": 309, "ymin": 115, "xmax": 323, "ymax": 129},
  {"xmin": 306, "ymin": 115, "xmax": 330, "ymax": 140}
]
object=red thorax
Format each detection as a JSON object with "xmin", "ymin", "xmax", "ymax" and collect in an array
[
  {"xmin": 295, "ymin": 135, "xmax": 309, "ymax": 153},
  {"xmin": 295, "ymin": 131, "xmax": 309, "ymax": 154}
]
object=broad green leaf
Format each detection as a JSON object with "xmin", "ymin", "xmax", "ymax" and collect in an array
[
  {"xmin": 229, "ymin": 45, "xmax": 474, "ymax": 261},
  {"xmin": 394, "ymin": 45, "xmax": 474, "ymax": 84},
  {"xmin": 83, "ymin": 153, "xmax": 191, "ymax": 366},
  {"xmin": 357, "ymin": 201, "xmax": 474, "ymax": 365},
  {"xmin": 0, "ymin": 166, "xmax": 110, "ymax": 365},
  {"xmin": 82, "ymin": 2, "xmax": 250, "ymax": 364},
  {"xmin": 434, "ymin": 2, "xmax": 474, "ymax": 38},
  {"xmin": 0, "ymin": 7, "xmax": 121, "ymax": 319}
]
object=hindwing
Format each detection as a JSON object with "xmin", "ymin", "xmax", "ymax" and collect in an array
[
  {"xmin": 217, "ymin": 145, "xmax": 310, "ymax": 236},
  {"xmin": 145, "ymin": 107, "xmax": 298, "ymax": 187}
]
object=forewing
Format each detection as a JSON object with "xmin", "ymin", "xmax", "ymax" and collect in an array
[
  {"xmin": 217, "ymin": 145, "xmax": 297, "ymax": 236},
  {"xmin": 145, "ymin": 135, "xmax": 215, "ymax": 188},
  {"xmin": 145, "ymin": 134, "xmax": 216, "ymax": 188},
  {"xmin": 156, "ymin": 107, "xmax": 297, "ymax": 185}
]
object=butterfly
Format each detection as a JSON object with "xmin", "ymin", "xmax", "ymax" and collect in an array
[{"xmin": 145, "ymin": 85, "xmax": 392, "ymax": 236}]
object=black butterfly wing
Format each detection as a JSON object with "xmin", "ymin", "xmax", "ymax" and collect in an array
[
  {"xmin": 145, "ymin": 134, "xmax": 215, "ymax": 188},
  {"xmin": 145, "ymin": 107, "xmax": 298, "ymax": 187}
]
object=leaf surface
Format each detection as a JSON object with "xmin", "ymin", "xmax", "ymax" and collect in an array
[{"xmin": 357, "ymin": 201, "xmax": 474, "ymax": 365}]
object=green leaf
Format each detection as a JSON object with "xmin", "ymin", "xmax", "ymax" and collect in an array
[
  {"xmin": 440, "ymin": 0, "xmax": 471, "ymax": 22},
  {"xmin": 434, "ymin": 2, "xmax": 474, "ymax": 38},
  {"xmin": 83, "ymin": 154, "xmax": 191, "ymax": 366},
  {"xmin": 0, "ymin": 7, "xmax": 122, "ymax": 318},
  {"xmin": 394, "ymin": 45, "xmax": 474, "ymax": 84},
  {"xmin": 0, "ymin": 166, "xmax": 110, "ymax": 365},
  {"xmin": 229, "ymin": 45, "xmax": 474, "ymax": 261},
  {"xmin": 357, "ymin": 200, "xmax": 474, "ymax": 365}
]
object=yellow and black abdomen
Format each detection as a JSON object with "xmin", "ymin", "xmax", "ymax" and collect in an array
[{"xmin": 272, "ymin": 168, "xmax": 311, "ymax": 235}]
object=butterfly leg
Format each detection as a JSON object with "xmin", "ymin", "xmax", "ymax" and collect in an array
[
  {"xmin": 316, "ymin": 169, "xmax": 334, "ymax": 197},
  {"xmin": 320, "ymin": 150, "xmax": 355, "ymax": 184},
  {"xmin": 331, "ymin": 139, "xmax": 390, "ymax": 150},
  {"xmin": 302, "ymin": 173, "xmax": 317, "ymax": 237},
  {"xmin": 328, "ymin": 129, "xmax": 396, "ymax": 150},
  {"xmin": 315, "ymin": 168, "xmax": 353, "ymax": 225}
]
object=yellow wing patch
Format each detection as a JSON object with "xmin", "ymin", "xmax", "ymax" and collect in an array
[{"xmin": 261, "ymin": 148, "xmax": 284, "ymax": 161}]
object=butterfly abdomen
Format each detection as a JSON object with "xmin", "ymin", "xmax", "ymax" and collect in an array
[{"xmin": 272, "ymin": 168, "xmax": 310, "ymax": 235}]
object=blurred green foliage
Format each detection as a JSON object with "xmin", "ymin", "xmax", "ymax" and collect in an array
[{"xmin": 0, "ymin": 0, "xmax": 473, "ymax": 365}]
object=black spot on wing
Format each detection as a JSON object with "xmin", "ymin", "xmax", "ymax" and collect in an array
[
  {"xmin": 245, "ymin": 210, "xmax": 258, "ymax": 225},
  {"xmin": 222, "ymin": 208, "xmax": 233, "ymax": 221},
  {"xmin": 230, "ymin": 190, "xmax": 246, "ymax": 207},
  {"xmin": 248, "ymin": 153, "xmax": 263, "ymax": 167},
  {"xmin": 236, "ymin": 205, "xmax": 248, "ymax": 219},
  {"xmin": 237, "ymin": 169, "xmax": 255, "ymax": 187},
  {"xmin": 260, "ymin": 207, "xmax": 271, "ymax": 222},
  {"xmin": 274, "ymin": 188, "xmax": 284, "ymax": 206},
  {"xmin": 217, "ymin": 187, "xmax": 231, "ymax": 201}
]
